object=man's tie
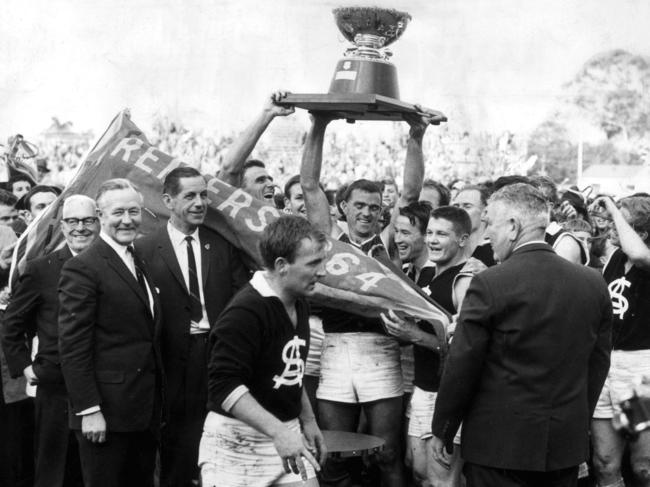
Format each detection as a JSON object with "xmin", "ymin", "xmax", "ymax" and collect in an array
[
  {"xmin": 185, "ymin": 236, "xmax": 203, "ymax": 323},
  {"xmin": 127, "ymin": 245, "xmax": 151, "ymax": 309},
  {"xmin": 406, "ymin": 265, "xmax": 417, "ymax": 282}
]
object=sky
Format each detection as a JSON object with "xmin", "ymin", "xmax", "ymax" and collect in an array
[{"xmin": 1, "ymin": 0, "xmax": 649, "ymax": 141}]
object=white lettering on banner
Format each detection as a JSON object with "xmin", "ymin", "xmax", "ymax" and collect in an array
[
  {"xmin": 608, "ymin": 277, "xmax": 631, "ymax": 319},
  {"xmin": 206, "ymin": 178, "xmax": 222, "ymax": 197},
  {"xmin": 326, "ymin": 252, "xmax": 360, "ymax": 275},
  {"xmin": 272, "ymin": 335, "xmax": 306, "ymax": 389},
  {"xmin": 133, "ymin": 147, "xmax": 160, "ymax": 174},
  {"xmin": 157, "ymin": 157, "xmax": 183, "ymax": 180},
  {"xmin": 110, "ymin": 138, "xmax": 143, "ymax": 162},
  {"xmin": 356, "ymin": 272, "xmax": 385, "ymax": 292},
  {"xmin": 245, "ymin": 206, "xmax": 281, "ymax": 232},
  {"xmin": 218, "ymin": 190, "xmax": 253, "ymax": 219}
]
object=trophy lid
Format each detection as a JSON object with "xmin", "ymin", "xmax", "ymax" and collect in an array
[{"xmin": 333, "ymin": 7, "xmax": 411, "ymax": 47}]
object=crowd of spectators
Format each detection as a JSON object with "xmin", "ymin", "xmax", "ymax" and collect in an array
[
  {"xmin": 0, "ymin": 101, "xmax": 647, "ymax": 487},
  {"xmin": 2, "ymin": 115, "xmax": 531, "ymax": 194}
]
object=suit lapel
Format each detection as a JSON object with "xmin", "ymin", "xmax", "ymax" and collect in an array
[
  {"xmin": 157, "ymin": 229, "xmax": 188, "ymax": 294},
  {"xmin": 199, "ymin": 227, "xmax": 210, "ymax": 288},
  {"xmin": 56, "ymin": 245, "xmax": 73, "ymax": 262},
  {"xmin": 98, "ymin": 239, "xmax": 150, "ymax": 311}
]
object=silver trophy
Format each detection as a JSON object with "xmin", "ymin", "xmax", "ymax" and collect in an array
[{"xmin": 282, "ymin": 6, "xmax": 446, "ymax": 124}]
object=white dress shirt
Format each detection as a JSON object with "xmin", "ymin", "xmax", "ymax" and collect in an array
[
  {"xmin": 166, "ymin": 222, "xmax": 210, "ymax": 333},
  {"xmin": 100, "ymin": 232, "xmax": 154, "ymax": 315}
]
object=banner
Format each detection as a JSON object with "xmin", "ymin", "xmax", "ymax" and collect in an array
[{"xmin": 13, "ymin": 110, "xmax": 449, "ymax": 334}]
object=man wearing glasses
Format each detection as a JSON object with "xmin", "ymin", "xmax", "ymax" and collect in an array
[{"xmin": 2, "ymin": 195, "xmax": 99, "ymax": 487}]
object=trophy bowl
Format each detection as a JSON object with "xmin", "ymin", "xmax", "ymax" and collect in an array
[
  {"xmin": 333, "ymin": 7, "xmax": 412, "ymax": 49},
  {"xmin": 328, "ymin": 6, "xmax": 413, "ymax": 99},
  {"xmin": 280, "ymin": 6, "xmax": 446, "ymax": 125}
]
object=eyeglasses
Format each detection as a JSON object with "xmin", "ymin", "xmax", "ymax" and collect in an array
[{"xmin": 62, "ymin": 217, "xmax": 98, "ymax": 227}]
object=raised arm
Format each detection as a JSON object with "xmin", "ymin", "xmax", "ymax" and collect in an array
[
  {"xmin": 218, "ymin": 91, "xmax": 294, "ymax": 187},
  {"xmin": 381, "ymin": 109, "xmax": 436, "ymax": 247},
  {"xmin": 300, "ymin": 114, "xmax": 336, "ymax": 236},
  {"xmin": 595, "ymin": 196, "xmax": 650, "ymax": 271},
  {"xmin": 398, "ymin": 110, "xmax": 430, "ymax": 207}
]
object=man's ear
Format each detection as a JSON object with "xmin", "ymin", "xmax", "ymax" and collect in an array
[
  {"xmin": 458, "ymin": 233, "xmax": 470, "ymax": 248},
  {"xmin": 162, "ymin": 193, "xmax": 173, "ymax": 210},
  {"xmin": 507, "ymin": 217, "xmax": 520, "ymax": 241},
  {"xmin": 274, "ymin": 256, "xmax": 289, "ymax": 275}
]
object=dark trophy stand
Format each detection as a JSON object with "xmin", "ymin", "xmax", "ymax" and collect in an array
[
  {"xmin": 282, "ymin": 93, "xmax": 446, "ymax": 125},
  {"xmin": 280, "ymin": 7, "xmax": 447, "ymax": 126}
]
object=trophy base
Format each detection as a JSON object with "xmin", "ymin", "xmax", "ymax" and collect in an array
[
  {"xmin": 329, "ymin": 58, "xmax": 400, "ymax": 99},
  {"xmin": 280, "ymin": 93, "xmax": 447, "ymax": 124}
]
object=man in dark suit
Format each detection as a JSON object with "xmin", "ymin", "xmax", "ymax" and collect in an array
[
  {"xmin": 58, "ymin": 179, "xmax": 163, "ymax": 487},
  {"xmin": 137, "ymin": 166, "xmax": 248, "ymax": 487},
  {"xmin": 431, "ymin": 183, "xmax": 612, "ymax": 487},
  {"xmin": 2, "ymin": 194, "xmax": 98, "ymax": 487}
]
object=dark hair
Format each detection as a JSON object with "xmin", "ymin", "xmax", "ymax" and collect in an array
[
  {"xmin": 422, "ymin": 179, "xmax": 451, "ymax": 206},
  {"xmin": 259, "ymin": 215, "xmax": 327, "ymax": 269},
  {"xmin": 163, "ymin": 166, "xmax": 203, "ymax": 196},
  {"xmin": 492, "ymin": 175, "xmax": 533, "ymax": 192},
  {"xmin": 240, "ymin": 159, "xmax": 268, "ymax": 188},
  {"xmin": 379, "ymin": 177, "xmax": 398, "ymax": 193},
  {"xmin": 335, "ymin": 183, "xmax": 349, "ymax": 219},
  {"xmin": 618, "ymin": 196, "xmax": 650, "ymax": 238},
  {"xmin": 398, "ymin": 201, "xmax": 433, "ymax": 235},
  {"xmin": 0, "ymin": 189, "xmax": 18, "ymax": 207},
  {"xmin": 531, "ymin": 175, "xmax": 558, "ymax": 205},
  {"xmin": 430, "ymin": 205, "xmax": 472, "ymax": 236},
  {"xmin": 21, "ymin": 185, "xmax": 59, "ymax": 212},
  {"xmin": 283, "ymin": 175, "xmax": 301, "ymax": 199},
  {"xmin": 8, "ymin": 174, "xmax": 34, "ymax": 191},
  {"xmin": 283, "ymin": 174, "xmax": 325, "ymax": 200},
  {"xmin": 243, "ymin": 159, "xmax": 265, "ymax": 171},
  {"xmin": 456, "ymin": 184, "xmax": 492, "ymax": 208},
  {"xmin": 561, "ymin": 189, "xmax": 589, "ymax": 221},
  {"xmin": 343, "ymin": 179, "xmax": 382, "ymax": 202}
]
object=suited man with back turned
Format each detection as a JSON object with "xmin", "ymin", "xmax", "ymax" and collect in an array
[
  {"xmin": 431, "ymin": 183, "xmax": 612, "ymax": 487},
  {"xmin": 58, "ymin": 179, "xmax": 163, "ymax": 487},
  {"xmin": 137, "ymin": 166, "xmax": 248, "ymax": 487}
]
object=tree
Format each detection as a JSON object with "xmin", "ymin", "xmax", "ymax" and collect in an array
[{"xmin": 527, "ymin": 120, "xmax": 577, "ymax": 183}]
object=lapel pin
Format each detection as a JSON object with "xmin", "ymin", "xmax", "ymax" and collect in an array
[{"xmin": 204, "ymin": 244, "xmax": 210, "ymax": 250}]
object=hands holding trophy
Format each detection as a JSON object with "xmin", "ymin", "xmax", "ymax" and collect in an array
[{"xmin": 282, "ymin": 6, "xmax": 447, "ymax": 125}]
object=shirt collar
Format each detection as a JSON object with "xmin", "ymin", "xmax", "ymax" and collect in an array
[
  {"xmin": 167, "ymin": 221, "xmax": 200, "ymax": 247},
  {"xmin": 66, "ymin": 244, "xmax": 79, "ymax": 257},
  {"xmin": 100, "ymin": 231, "xmax": 130, "ymax": 256},
  {"xmin": 513, "ymin": 240, "xmax": 548, "ymax": 252},
  {"xmin": 403, "ymin": 259, "xmax": 435, "ymax": 273},
  {"xmin": 250, "ymin": 271, "xmax": 280, "ymax": 298}
]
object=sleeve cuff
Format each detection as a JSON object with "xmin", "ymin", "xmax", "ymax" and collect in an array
[
  {"xmin": 221, "ymin": 385, "xmax": 249, "ymax": 413},
  {"xmin": 76, "ymin": 405, "xmax": 101, "ymax": 416}
]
